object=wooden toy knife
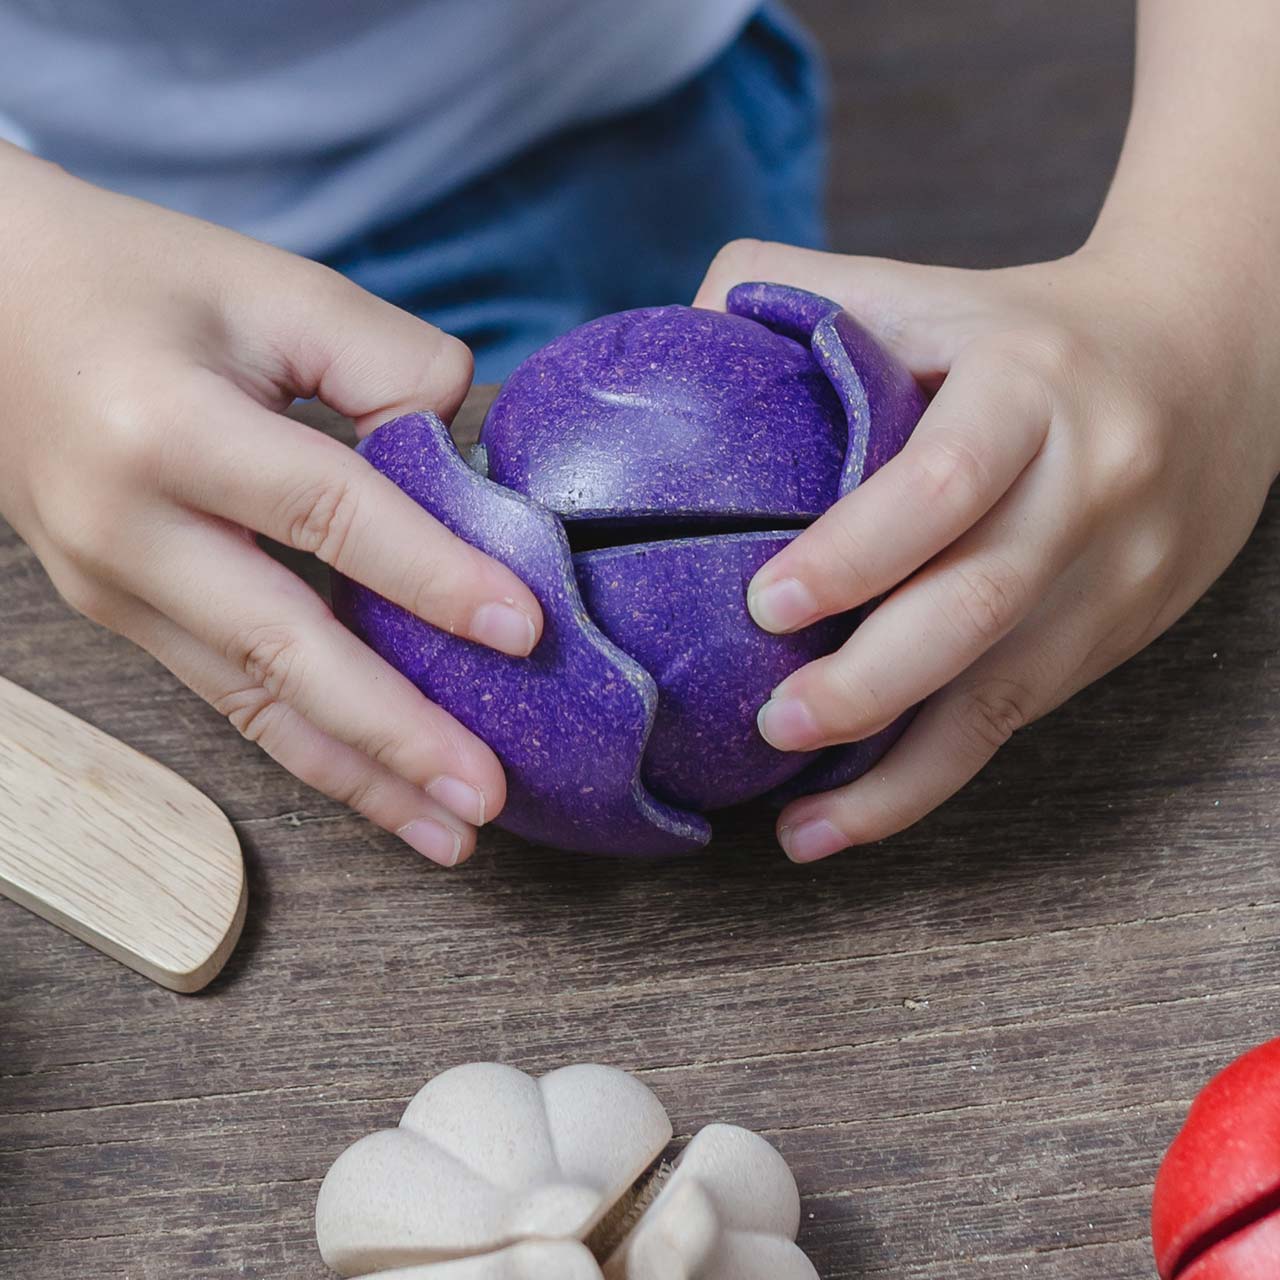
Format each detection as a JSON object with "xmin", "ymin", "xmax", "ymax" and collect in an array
[{"xmin": 0, "ymin": 675, "xmax": 245, "ymax": 992}]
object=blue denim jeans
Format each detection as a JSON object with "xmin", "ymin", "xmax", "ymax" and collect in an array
[{"xmin": 325, "ymin": 3, "xmax": 828, "ymax": 380}]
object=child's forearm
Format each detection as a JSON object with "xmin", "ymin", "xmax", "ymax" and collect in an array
[
  {"xmin": 0, "ymin": 137, "xmax": 72, "ymax": 201},
  {"xmin": 1092, "ymin": 0, "xmax": 1280, "ymax": 324}
]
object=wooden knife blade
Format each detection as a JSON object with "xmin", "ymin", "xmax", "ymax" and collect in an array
[{"xmin": 0, "ymin": 675, "xmax": 245, "ymax": 992}]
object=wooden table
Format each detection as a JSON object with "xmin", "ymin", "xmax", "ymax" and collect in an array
[
  {"xmin": 2, "ymin": 377, "xmax": 1278, "ymax": 1278},
  {"xmin": 4, "ymin": 6, "xmax": 1278, "ymax": 1277}
]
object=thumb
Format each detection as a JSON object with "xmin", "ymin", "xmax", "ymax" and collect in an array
[
  {"xmin": 252, "ymin": 260, "xmax": 476, "ymax": 434},
  {"xmin": 223, "ymin": 256, "xmax": 545, "ymax": 653},
  {"xmin": 694, "ymin": 238, "xmax": 973, "ymax": 376}
]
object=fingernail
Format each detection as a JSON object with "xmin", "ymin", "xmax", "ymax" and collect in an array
[
  {"xmin": 757, "ymin": 696, "xmax": 822, "ymax": 751},
  {"xmin": 397, "ymin": 819, "xmax": 463, "ymax": 867},
  {"xmin": 748, "ymin": 576, "xmax": 819, "ymax": 633},
  {"xmin": 472, "ymin": 600, "xmax": 537, "ymax": 657},
  {"xmin": 780, "ymin": 818, "xmax": 848, "ymax": 863},
  {"xmin": 427, "ymin": 775, "xmax": 486, "ymax": 826}
]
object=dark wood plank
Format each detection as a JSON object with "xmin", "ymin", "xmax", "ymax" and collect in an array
[{"xmin": 4, "ymin": 6, "xmax": 1278, "ymax": 1280}]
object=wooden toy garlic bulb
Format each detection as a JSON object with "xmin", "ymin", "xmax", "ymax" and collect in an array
[{"xmin": 315, "ymin": 1063, "xmax": 819, "ymax": 1279}]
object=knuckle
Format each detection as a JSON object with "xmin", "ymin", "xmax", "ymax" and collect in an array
[
  {"xmin": 212, "ymin": 683, "xmax": 283, "ymax": 745},
  {"xmin": 824, "ymin": 659, "xmax": 891, "ymax": 734},
  {"xmin": 97, "ymin": 399, "xmax": 157, "ymax": 470},
  {"xmin": 427, "ymin": 332, "xmax": 474, "ymax": 398},
  {"xmin": 1097, "ymin": 614, "xmax": 1158, "ymax": 670},
  {"xmin": 860, "ymin": 791, "xmax": 916, "ymax": 841},
  {"xmin": 706, "ymin": 238, "xmax": 772, "ymax": 291},
  {"xmin": 95, "ymin": 385, "xmax": 180, "ymax": 483},
  {"xmin": 830, "ymin": 788, "xmax": 914, "ymax": 845},
  {"xmin": 286, "ymin": 473, "xmax": 362, "ymax": 563},
  {"xmin": 1120, "ymin": 526, "xmax": 1176, "ymax": 598},
  {"xmin": 395, "ymin": 321, "xmax": 475, "ymax": 414},
  {"xmin": 987, "ymin": 324, "xmax": 1085, "ymax": 389},
  {"xmin": 49, "ymin": 566, "xmax": 119, "ymax": 625},
  {"xmin": 950, "ymin": 678, "xmax": 1034, "ymax": 756},
  {"xmin": 237, "ymin": 625, "xmax": 307, "ymax": 704},
  {"xmin": 714, "ymin": 237, "xmax": 766, "ymax": 271},
  {"xmin": 339, "ymin": 280, "xmax": 474, "ymax": 415},
  {"xmin": 351, "ymin": 724, "xmax": 409, "ymax": 776},
  {"xmin": 938, "ymin": 556, "xmax": 1025, "ymax": 647},
  {"xmin": 1096, "ymin": 416, "xmax": 1165, "ymax": 502},
  {"xmin": 42, "ymin": 507, "xmax": 118, "ymax": 576},
  {"xmin": 818, "ymin": 514, "xmax": 878, "ymax": 601},
  {"xmin": 913, "ymin": 428, "xmax": 990, "ymax": 513},
  {"xmin": 332, "ymin": 769, "xmax": 392, "ymax": 819},
  {"xmin": 299, "ymin": 258, "xmax": 355, "ymax": 304},
  {"xmin": 396, "ymin": 545, "xmax": 451, "ymax": 622}
]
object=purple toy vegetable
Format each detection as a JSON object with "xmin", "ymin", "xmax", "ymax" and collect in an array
[{"xmin": 334, "ymin": 284, "xmax": 926, "ymax": 856}]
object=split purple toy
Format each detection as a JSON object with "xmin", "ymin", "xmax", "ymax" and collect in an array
[{"xmin": 333, "ymin": 284, "xmax": 926, "ymax": 856}]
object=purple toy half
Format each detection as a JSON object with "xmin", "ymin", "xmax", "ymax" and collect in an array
[{"xmin": 334, "ymin": 284, "xmax": 927, "ymax": 856}]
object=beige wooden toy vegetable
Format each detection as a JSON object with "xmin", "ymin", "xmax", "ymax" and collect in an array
[{"xmin": 315, "ymin": 1063, "xmax": 819, "ymax": 1279}]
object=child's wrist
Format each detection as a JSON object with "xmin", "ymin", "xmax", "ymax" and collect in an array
[
  {"xmin": 1086, "ymin": 168, "xmax": 1280, "ymax": 331},
  {"xmin": 1074, "ymin": 215, "xmax": 1280, "ymax": 482}
]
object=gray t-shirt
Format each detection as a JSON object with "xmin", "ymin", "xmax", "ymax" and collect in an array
[{"xmin": 0, "ymin": 0, "xmax": 758, "ymax": 254}]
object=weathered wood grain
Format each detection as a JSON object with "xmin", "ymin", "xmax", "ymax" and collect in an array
[{"xmin": 2, "ymin": 4, "xmax": 1277, "ymax": 1279}]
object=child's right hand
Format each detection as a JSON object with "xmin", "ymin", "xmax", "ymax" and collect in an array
[{"xmin": 0, "ymin": 144, "xmax": 544, "ymax": 867}]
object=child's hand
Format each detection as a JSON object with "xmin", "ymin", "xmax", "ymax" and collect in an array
[
  {"xmin": 697, "ymin": 237, "xmax": 1280, "ymax": 861},
  {"xmin": 0, "ymin": 145, "xmax": 544, "ymax": 866}
]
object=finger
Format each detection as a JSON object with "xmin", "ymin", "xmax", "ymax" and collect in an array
[
  {"xmin": 758, "ymin": 466, "xmax": 1078, "ymax": 753},
  {"xmin": 775, "ymin": 587, "xmax": 1100, "ymax": 861},
  {"xmin": 165, "ymin": 379, "xmax": 541, "ymax": 656},
  {"xmin": 694, "ymin": 239, "xmax": 977, "ymax": 372},
  {"xmin": 124, "ymin": 516, "xmax": 508, "ymax": 827},
  {"xmin": 123, "ymin": 603, "xmax": 478, "ymax": 866},
  {"xmin": 240, "ymin": 262, "xmax": 476, "ymax": 429},
  {"xmin": 747, "ymin": 345, "xmax": 1051, "ymax": 634}
]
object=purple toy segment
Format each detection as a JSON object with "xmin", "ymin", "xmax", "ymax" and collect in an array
[
  {"xmin": 573, "ymin": 533, "xmax": 857, "ymax": 812},
  {"xmin": 724, "ymin": 281, "xmax": 834, "ymax": 339},
  {"xmin": 480, "ymin": 305, "xmax": 847, "ymax": 522},
  {"xmin": 720, "ymin": 284, "xmax": 926, "ymax": 804},
  {"xmin": 726, "ymin": 282, "xmax": 928, "ymax": 494},
  {"xmin": 331, "ymin": 412, "xmax": 709, "ymax": 858},
  {"xmin": 824, "ymin": 310, "xmax": 928, "ymax": 494}
]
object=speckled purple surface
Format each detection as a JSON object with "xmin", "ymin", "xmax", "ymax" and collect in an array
[
  {"xmin": 334, "ymin": 284, "xmax": 926, "ymax": 856},
  {"xmin": 726, "ymin": 283, "xmax": 927, "ymax": 497},
  {"xmin": 481, "ymin": 305, "xmax": 847, "ymax": 521},
  {"xmin": 333, "ymin": 412, "xmax": 708, "ymax": 857},
  {"xmin": 574, "ymin": 532, "xmax": 857, "ymax": 812}
]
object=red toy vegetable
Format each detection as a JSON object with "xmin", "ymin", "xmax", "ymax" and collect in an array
[{"xmin": 1152, "ymin": 1037, "xmax": 1280, "ymax": 1279}]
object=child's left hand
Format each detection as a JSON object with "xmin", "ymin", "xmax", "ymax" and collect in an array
[{"xmin": 696, "ymin": 237, "xmax": 1280, "ymax": 862}]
